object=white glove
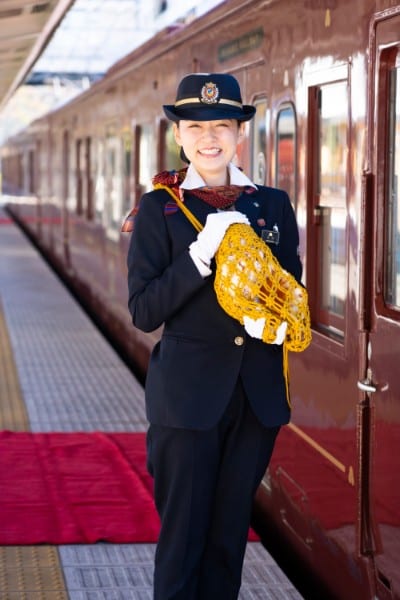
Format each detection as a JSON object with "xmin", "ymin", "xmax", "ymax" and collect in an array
[
  {"xmin": 243, "ymin": 316, "xmax": 265, "ymax": 339},
  {"xmin": 189, "ymin": 211, "xmax": 249, "ymax": 266},
  {"xmin": 273, "ymin": 321, "xmax": 288, "ymax": 345},
  {"xmin": 243, "ymin": 317, "xmax": 288, "ymax": 345}
]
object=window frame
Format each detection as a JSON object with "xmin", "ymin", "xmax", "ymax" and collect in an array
[
  {"xmin": 376, "ymin": 45, "xmax": 400, "ymax": 319},
  {"xmin": 275, "ymin": 102, "xmax": 298, "ymax": 208},
  {"xmin": 307, "ymin": 77, "xmax": 350, "ymax": 340},
  {"xmin": 137, "ymin": 122, "xmax": 155, "ymax": 195},
  {"xmin": 75, "ymin": 138, "xmax": 83, "ymax": 216},
  {"xmin": 250, "ymin": 95, "xmax": 268, "ymax": 185},
  {"xmin": 159, "ymin": 118, "xmax": 182, "ymax": 173}
]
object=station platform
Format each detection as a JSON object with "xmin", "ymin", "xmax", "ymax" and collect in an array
[{"xmin": 0, "ymin": 203, "xmax": 303, "ymax": 599}]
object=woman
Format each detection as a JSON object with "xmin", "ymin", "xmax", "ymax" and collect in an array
[{"xmin": 126, "ymin": 72, "xmax": 302, "ymax": 599}]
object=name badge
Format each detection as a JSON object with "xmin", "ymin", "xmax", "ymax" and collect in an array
[{"xmin": 261, "ymin": 224, "xmax": 280, "ymax": 245}]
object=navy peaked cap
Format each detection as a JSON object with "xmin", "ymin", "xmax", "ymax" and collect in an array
[{"xmin": 163, "ymin": 73, "xmax": 256, "ymax": 122}]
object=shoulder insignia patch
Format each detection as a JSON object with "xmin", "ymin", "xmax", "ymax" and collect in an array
[
  {"xmin": 164, "ymin": 201, "xmax": 179, "ymax": 216},
  {"xmin": 121, "ymin": 206, "xmax": 139, "ymax": 233}
]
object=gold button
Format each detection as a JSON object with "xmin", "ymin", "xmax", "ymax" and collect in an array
[{"xmin": 234, "ymin": 336, "xmax": 244, "ymax": 346}]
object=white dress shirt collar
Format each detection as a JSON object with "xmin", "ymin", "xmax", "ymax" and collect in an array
[{"xmin": 180, "ymin": 162, "xmax": 257, "ymax": 190}]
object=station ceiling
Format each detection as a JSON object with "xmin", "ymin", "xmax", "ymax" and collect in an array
[
  {"xmin": 0, "ymin": 0, "xmax": 75, "ymax": 109},
  {"xmin": 28, "ymin": 0, "xmax": 149, "ymax": 84}
]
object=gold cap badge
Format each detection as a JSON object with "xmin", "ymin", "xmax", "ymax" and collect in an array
[{"xmin": 200, "ymin": 82, "xmax": 219, "ymax": 104}]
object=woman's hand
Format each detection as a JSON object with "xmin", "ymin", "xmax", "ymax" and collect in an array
[{"xmin": 189, "ymin": 211, "xmax": 249, "ymax": 266}]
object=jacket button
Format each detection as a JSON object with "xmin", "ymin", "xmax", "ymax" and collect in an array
[{"xmin": 234, "ymin": 336, "xmax": 244, "ymax": 346}]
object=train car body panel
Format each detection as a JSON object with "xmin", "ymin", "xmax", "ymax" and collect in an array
[{"xmin": 2, "ymin": 1, "xmax": 400, "ymax": 598}]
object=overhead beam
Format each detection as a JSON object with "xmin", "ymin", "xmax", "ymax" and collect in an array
[{"xmin": 0, "ymin": 0, "xmax": 76, "ymax": 110}]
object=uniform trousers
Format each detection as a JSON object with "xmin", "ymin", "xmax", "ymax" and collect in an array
[{"xmin": 146, "ymin": 377, "xmax": 280, "ymax": 600}]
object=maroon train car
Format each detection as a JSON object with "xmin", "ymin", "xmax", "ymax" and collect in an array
[{"xmin": 2, "ymin": 0, "xmax": 400, "ymax": 598}]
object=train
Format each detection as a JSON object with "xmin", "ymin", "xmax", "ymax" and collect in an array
[{"xmin": 1, "ymin": 0, "xmax": 400, "ymax": 598}]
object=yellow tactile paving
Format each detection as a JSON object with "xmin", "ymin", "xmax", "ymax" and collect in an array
[
  {"xmin": 0, "ymin": 297, "xmax": 29, "ymax": 431},
  {"xmin": 0, "ymin": 547, "xmax": 68, "ymax": 599},
  {"xmin": 0, "ymin": 299, "xmax": 68, "ymax": 598}
]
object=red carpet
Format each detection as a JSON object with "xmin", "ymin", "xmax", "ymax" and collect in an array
[{"xmin": 0, "ymin": 431, "xmax": 259, "ymax": 544}]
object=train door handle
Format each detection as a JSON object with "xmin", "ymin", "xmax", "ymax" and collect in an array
[{"xmin": 357, "ymin": 379, "xmax": 377, "ymax": 393}]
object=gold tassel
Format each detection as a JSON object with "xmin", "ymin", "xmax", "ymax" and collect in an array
[{"xmin": 283, "ymin": 342, "xmax": 291, "ymax": 408}]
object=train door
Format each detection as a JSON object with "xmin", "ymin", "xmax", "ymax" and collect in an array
[
  {"xmin": 365, "ymin": 11, "xmax": 400, "ymax": 599},
  {"xmin": 264, "ymin": 60, "xmax": 369, "ymax": 593},
  {"xmin": 251, "ymin": 54, "xmax": 382, "ymax": 596}
]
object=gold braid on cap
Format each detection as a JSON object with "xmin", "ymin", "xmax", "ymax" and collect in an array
[{"xmin": 174, "ymin": 97, "xmax": 243, "ymax": 108}]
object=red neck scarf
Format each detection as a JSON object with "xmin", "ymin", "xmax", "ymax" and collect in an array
[
  {"xmin": 121, "ymin": 168, "xmax": 254, "ymax": 232},
  {"xmin": 153, "ymin": 168, "xmax": 253, "ymax": 209}
]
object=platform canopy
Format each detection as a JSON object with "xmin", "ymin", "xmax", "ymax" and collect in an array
[
  {"xmin": 27, "ymin": 0, "xmax": 153, "ymax": 86},
  {"xmin": 0, "ymin": 0, "xmax": 75, "ymax": 109}
]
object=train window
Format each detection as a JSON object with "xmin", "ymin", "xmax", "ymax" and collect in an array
[
  {"xmin": 138, "ymin": 123, "xmax": 155, "ymax": 193},
  {"xmin": 123, "ymin": 131, "xmax": 132, "ymax": 217},
  {"xmin": 76, "ymin": 139, "xmax": 83, "ymax": 215},
  {"xmin": 275, "ymin": 104, "xmax": 296, "ymax": 205},
  {"xmin": 95, "ymin": 140, "xmax": 105, "ymax": 222},
  {"xmin": 75, "ymin": 138, "xmax": 94, "ymax": 219},
  {"xmin": 28, "ymin": 150, "xmax": 35, "ymax": 194},
  {"xmin": 104, "ymin": 136, "xmax": 123, "ymax": 236},
  {"xmin": 62, "ymin": 131, "xmax": 69, "ymax": 207},
  {"xmin": 385, "ymin": 65, "xmax": 400, "ymax": 309},
  {"xmin": 68, "ymin": 140, "xmax": 75, "ymax": 212},
  {"xmin": 85, "ymin": 137, "xmax": 94, "ymax": 220},
  {"xmin": 309, "ymin": 80, "xmax": 348, "ymax": 337},
  {"xmin": 251, "ymin": 97, "xmax": 267, "ymax": 185},
  {"xmin": 16, "ymin": 154, "xmax": 22, "ymax": 193},
  {"xmin": 160, "ymin": 120, "xmax": 181, "ymax": 172}
]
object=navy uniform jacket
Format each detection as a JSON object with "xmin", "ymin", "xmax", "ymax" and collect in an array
[{"xmin": 127, "ymin": 185, "xmax": 302, "ymax": 430}]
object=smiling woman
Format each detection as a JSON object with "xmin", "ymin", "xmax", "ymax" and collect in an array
[
  {"xmin": 126, "ymin": 72, "xmax": 303, "ymax": 600},
  {"xmin": 6, "ymin": 1, "xmax": 400, "ymax": 597},
  {"xmin": 172, "ymin": 119, "xmax": 245, "ymax": 186}
]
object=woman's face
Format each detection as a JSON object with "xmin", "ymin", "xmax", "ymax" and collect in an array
[{"xmin": 173, "ymin": 119, "xmax": 245, "ymax": 186}]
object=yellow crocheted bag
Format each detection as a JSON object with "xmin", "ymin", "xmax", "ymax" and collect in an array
[
  {"xmin": 154, "ymin": 183, "xmax": 311, "ymax": 352},
  {"xmin": 214, "ymin": 222, "xmax": 311, "ymax": 352}
]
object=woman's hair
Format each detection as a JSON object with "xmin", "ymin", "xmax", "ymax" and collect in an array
[{"xmin": 180, "ymin": 147, "xmax": 190, "ymax": 164}]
